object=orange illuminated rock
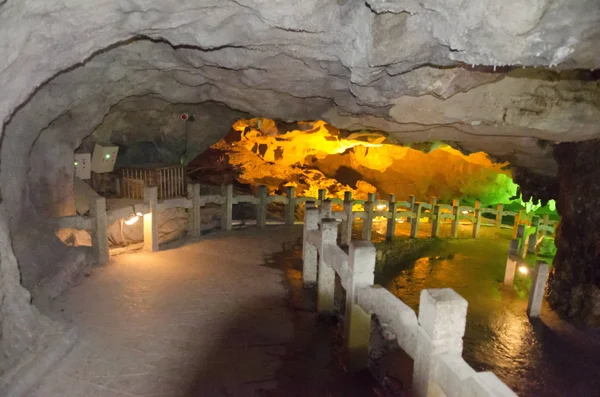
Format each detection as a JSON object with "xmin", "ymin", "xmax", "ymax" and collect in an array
[{"xmin": 201, "ymin": 118, "xmax": 517, "ymax": 205}]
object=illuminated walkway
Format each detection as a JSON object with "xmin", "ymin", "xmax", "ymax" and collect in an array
[
  {"xmin": 29, "ymin": 224, "xmax": 600, "ymax": 397},
  {"xmin": 31, "ymin": 227, "xmax": 304, "ymax": 397}
]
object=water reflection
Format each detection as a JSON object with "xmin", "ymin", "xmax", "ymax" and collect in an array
[{"xmin": 378, "ymin": 227, "xmax": 600, "ymax": 396}]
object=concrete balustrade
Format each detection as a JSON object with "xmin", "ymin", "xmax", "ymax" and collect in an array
[
  {"xmin": 256, "ymin": 185, "xmax": 268, "ymax": 229},
  {"xmin": 345, "ymin": 241, "xmax": 376, "ymax": 372},
  {"xmin": 362, "ymin": 193, "xmax": 375, "ymax": 241},
  {"xmin": 496, "ymin": 204, "xmax": 504, "ymax": 229},
  {"xmin": 221, "ymin": 183, "xmax": 233, "ymax": 231},
  {"xmin": 472, "ymin": 201, "xmax": 482, "ymax": 238},
  {"xmin": 432, "ymin": 205, "xmax": 442, "ymax": 238},
  {"xmin": 317, "ymin": 218, "xmax": 338, "ymax": 314},
  {"xmin": 451, "ymin": 199, "xmax": 460, "ymax": 238},
  {"xmin": 143, "ymin": 186, "xmax": 159, "ymax": 252},
  {"xmin": 318, "ymin": 188, "xmax": 327, "ymax": 202},
  {"xmin": 527, "ymin": 261, "xmax": 550, "ymax": 317},
  {"xmin": 413, "ymin": 289, "xmax": 468, "ymax": 397},
  {"xmin": 341, "ymin": 191, "xmax": 353, "ymax": 246},
  {"xmin": 302, "ymin": 202, "xmax": 518, "ymax": 397},
  {"xmin": 503, "ymin": 239, "xmax": 520, "ymax": 287},
  {"xmin": 285, "ymin": 186, "xmax": 296, "ymax": 225},
  {"xmin": 187, "ymin": 183, "xmax": 202, "ymax": 238},
  {"xmin": 52, "ymin": 184, "xmax": 556, "ymax": 276},
  {"xmin": 410, "ymin": 202, "xmax": 424, "ymax": 238},
  {"xmin": 527, "ymin": 216, "xmax": 540, "ymax": 253},
  {"xmin": 89, "ymin": 196, "xmax": 109, "ymax": 265},
  {"xmin": 302, "ymin": 202, "xmax": 319, "ymax": 287},
  {"xmin": 386, "ymin": 194, "xmax": 397, "ymax": 241}
]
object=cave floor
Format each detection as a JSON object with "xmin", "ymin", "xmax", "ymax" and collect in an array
[
  {"xmin": 30, "ymin": 225, "xmax": 380, "ymax": 397},
  {"xmin": 29, "ymin": 222, "xmax": 600, "ymax": 397}
]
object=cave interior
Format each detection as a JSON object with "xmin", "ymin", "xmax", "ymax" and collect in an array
[{"xmin": 1, "ymin": 0, "xmax": 600, "ymax": 395}]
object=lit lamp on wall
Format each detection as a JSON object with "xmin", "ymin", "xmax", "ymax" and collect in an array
[
  {"xmin": 518, "ymin": 265, "xmax": 529, "ymax": 275},
  {"xmin": 124, "ymin": 205, "xmax": 143, "ymax": 226}
]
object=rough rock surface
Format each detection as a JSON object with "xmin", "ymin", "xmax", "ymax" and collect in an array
[
  {"xmin": 0, "ymin": 0, "xmax": 599, "ymax": 385},
  {"xmin": 84, "ymin": 99, "xmax": 249, "ymax": 165},
  {"xmin": 549, "ymin": 141, "xmax": 600, "ymax": 326}
]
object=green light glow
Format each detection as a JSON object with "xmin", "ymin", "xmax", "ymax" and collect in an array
[
  {"xmin": 74, "ymin": 161, "xmax": 78, "ymax": 166},
  {"xmin": 105, "ymin": 153, "xmax": 111, "ymax": 159}
]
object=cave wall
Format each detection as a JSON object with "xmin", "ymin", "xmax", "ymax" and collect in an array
[
  {"xmin": 84, "ymin": 99, "xmax": 249, "ymax": 165},
  {"xmin": 0, "ymin": 0, "xmax": 598, "ymax": 384},
  {"xmin": 549, "ymin": 140, "xmax": 600, "ymax": 326}
]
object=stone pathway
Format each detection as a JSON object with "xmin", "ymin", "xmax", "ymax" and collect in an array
[{"xmin": 30, "ymin": 227, "xmax": 303, "ymax": 397}]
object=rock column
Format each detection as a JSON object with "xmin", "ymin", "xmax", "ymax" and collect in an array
[{"xmin": 549, "ymin": 141, "xmax": 600, "ymax": 326}]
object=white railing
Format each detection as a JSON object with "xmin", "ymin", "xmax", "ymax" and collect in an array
[
  {"xmin": 302, "ymin": 199, "xmax": 518, "ymax": 397},
  {"xmin": 49, "ymin": 183, "xmax": 556, "ymax": 269},
  {"xmin": 503, "ymin": 224, "xmax": 552, "ymax": 318}
]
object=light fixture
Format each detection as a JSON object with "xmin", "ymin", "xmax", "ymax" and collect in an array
[
  {"xmin": 461, "ymin": 210, "xmax": 469, "ymax": 214},
  {"xmin": 124, "ymin": 211, "xmax": 143, "ymax": 226},
  {"xmin": 124, "ymin": 215, "xmax": 139, "ymax": 225},
  {"xmin": 376, "ymin": 204, "xmax": 387, "ymax": 211},
  {"xmin": 518, "ymin": 265, "xmax": 529, "ymax": 275}
]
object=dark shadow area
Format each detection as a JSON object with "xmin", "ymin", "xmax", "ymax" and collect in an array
[{"xmin": 180, "ymin": 235, "xmax": 387, "ymax": 396}]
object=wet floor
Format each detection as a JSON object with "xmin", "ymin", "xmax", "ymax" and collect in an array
[{"xmin": 370, "ymin": 223, "xmax": 600, "ymax": 397}]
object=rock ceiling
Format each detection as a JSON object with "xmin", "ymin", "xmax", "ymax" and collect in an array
[{"xmin": 1, "ymin": 0, "xmax": 600, "ymax": 180}]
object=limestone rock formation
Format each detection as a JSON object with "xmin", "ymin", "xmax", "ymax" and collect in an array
[
  {"xmin": 0, "ymin": 0, "xmax": 600, "ymax": 387},
  {"xmin": 549, "ymin": 141, "xmax": 600, "ymax": 326}
]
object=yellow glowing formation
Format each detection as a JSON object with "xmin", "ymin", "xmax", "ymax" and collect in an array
[{"xmin": 211, "ymin": 118, "xmax": 514, "ymax": 204}]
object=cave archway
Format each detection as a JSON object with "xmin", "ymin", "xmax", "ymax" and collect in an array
[{"xmin": 1, "ymin": 1, "xmax": 600, "ymax": 387}]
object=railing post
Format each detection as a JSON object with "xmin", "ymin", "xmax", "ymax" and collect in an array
[
  {"xmin": 285, "ymin": 186, "xmax": 296, "ymax": 225},
  {"xmin": 386, "ymin": 194, "xmax": 397, "ymax": 241},
  {"xmin": 527, "ymin": 261, "xmax": 550, "ymax": 317},
  {"xmin": 512, "ymin": 210, "xmax": 523, "ymax": 239},
  {"xmin": 496, "ymin": 204, "xmax": 504, "ymax": 229},
  {"xmin": 504, "ymin": 239, "xmax": 520, "ymax": 286},
  {"xmin": 320, "ymin": 199, "xmax": 333, "ymax": 219},
  {"xmin": 410, "ymin": 202, "xmax": 423, "ymax": 238},
  {"xmin": 472, "ymin": 201, "xmax": 481, "ymax": 238},
  {"xmin": 516, "ymin": 224, "xmax": 526, "ymax": 258},
  {"xmin": 451, "ymin": 199, "xmax": 460, "ymax": 238},
  {"xmin": 362, "ymin": 193, "xmax": 375, "ymax": 241},
  {"xmin": 413, "ymin": 289, "xmax": 468, "ymax": 397},
  {"xmin": 143, "ymin": 186, "xmax": 159, "ymax": 252},
  {"xmin": 345, "ymin": 240, "xmax": 376, "ymax": 373},
  {"xmin": 317, "ymin": 219, "xmax": 339, "ymax": 315},
  {"xmin": 428, "ymin": 196, "xmax": 437, "ymax": 223},
  {"xmin": 407, "ymin": 195, "xmax": 416, "ymax": 223},
  {"xmin": 302, "ymin": 202, "xmax": 319, "ymax": 287},
  {"xmin": 431, "ymin": 205, "xmax": 441, "ymax": 238},
  {"xmin": 221, "ymin": 184, "xmax": 233, "ymax": 231},
  {"xmin": 256, "ymin": 185, "xmax": 268, "ymax": 229},
  {"xmin": 540, "ymin": 214, "xmax": 550, "ymax": 237},
  {"xmin": 341, "ymin": 191, "xmax": 353, "ymax": 246},
  {"xmin": 187, "ymin": 183, "xmax": 202, "ymax": 238},
  {"xmin": 90, "ymin": 196, "xmax": 109, "ymax": 265},
  {"xmin": 318, "ymin": 188, "xmax": 327, "ymax": 203},
  {"xmin": 527, "ymin": 216, "xmax": 540, "ymax": 253}
]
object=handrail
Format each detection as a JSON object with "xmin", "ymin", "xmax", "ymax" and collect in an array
[
  {"xmin": 50, "ymin": 183, "xmax": 556, "ymax": 267},
  {"xmin": 302, "ymin": 202, "xmax": 518, "ymax": 397}
]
